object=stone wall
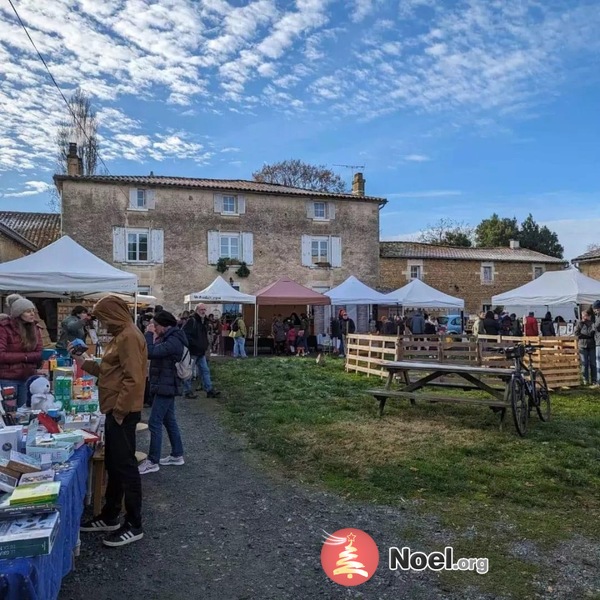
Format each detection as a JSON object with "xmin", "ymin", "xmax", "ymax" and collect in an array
[
  {"xmin": 61, "ymin": 181, "xmax": 381, "ymax": 312},
  {"xmin": 380, "ymin": 257, "xmax": 564, "ymax": 315},
  {"xmin": 0, "ymin": 235, "xmax": 27, "ymax": 263}
]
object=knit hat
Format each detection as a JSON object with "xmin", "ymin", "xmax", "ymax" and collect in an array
[
  {"xmin": 6, "ymin": 294, "xmax": 35, "ymax": 318},
  {"xmin": 153, "ymin": 310, "xmax": 177, "ymax": 328},
  {"xmin": 593, "ymin": 300, "xmax": 600, "ymax": 310}
]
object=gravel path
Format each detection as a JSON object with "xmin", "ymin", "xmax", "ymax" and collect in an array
[{"xmin": 59, "ymin": 396, "xmax": 597, "ymax": 600}]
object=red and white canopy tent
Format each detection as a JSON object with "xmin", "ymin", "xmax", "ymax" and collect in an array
[{"xmin": 252, "ymin": 277, "xmax": 330, "ymax": 356}]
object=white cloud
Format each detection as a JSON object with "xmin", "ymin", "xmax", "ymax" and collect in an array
[
  {"xmin": 403, "ymin": 154, "xmax": 430, "ymax": 162},
  {"xmin": 2, "ymin": 180, "xmax": 51, "ymax": 197}
]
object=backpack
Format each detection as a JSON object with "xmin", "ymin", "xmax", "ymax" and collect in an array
[
  {"xmin": 175, "ymin": 345, "xmax": 194, "ymax": 380},
  {"xmin": 232, "ymin": 320, "xmax": 240, "ymax": 332}
]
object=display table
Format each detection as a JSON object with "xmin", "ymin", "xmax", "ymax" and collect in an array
[{"xmin": 0, "ymin": 444, "xmax": 93, "ymax": 600}]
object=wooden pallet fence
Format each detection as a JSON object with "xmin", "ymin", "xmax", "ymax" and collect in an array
[{"xmin": 346, "ymin": 334, "xmax": 581, "ymax": 389}]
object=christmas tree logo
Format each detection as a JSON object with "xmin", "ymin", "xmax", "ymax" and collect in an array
[{"xmin": 320, "ymin": 528, "xmax": 379, "ymax": 587}]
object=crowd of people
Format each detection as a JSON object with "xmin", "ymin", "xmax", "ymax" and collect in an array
[{"xmin": 472, "ymin": 310, "xmax": 565, "ymax": 338}]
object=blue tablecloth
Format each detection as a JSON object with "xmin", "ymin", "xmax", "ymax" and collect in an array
[{"xmin": 0, "ymin": 444, "xmax": 93, "ymax": 600}]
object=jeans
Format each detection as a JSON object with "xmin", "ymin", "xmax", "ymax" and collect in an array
[
  {"xmin": 595, "ymin": 346, "xmax": 600, "ymax": 382},
  {"xmin": 579, "ymin": 347, "xmax": 597, "ymax": 384},
  {"xmin": 183, "ymin": 355, "xmax": 213, "ymax": 393},
  {"xmin": 233, "ymin": 336, "xmax": 247, "ymax": 358},
  {"xmin": 102, "ymin": 412, "xmax": 142, "ymax": 529},
  {"xmin": 0, "ymin": 379, "xmax": 28, "ymax": 408},
  {"xmin": 338, "ymin": 336, "xmax": 345, "ymax": 357},
  {"xmin": 148, "ymin": 395, "xmax": 183, "ymax": 464}
]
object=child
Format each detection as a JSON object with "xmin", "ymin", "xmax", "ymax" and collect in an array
[{"xmin": 286, "ymin": 324, "xmax": 297, "ymax": 355}]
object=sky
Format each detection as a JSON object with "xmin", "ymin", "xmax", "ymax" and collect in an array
[{"xmin": 0, "ymin": 0, "xmax": 599, "ymax": 260}]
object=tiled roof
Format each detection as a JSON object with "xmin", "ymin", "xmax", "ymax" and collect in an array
[
  {"xmin": 53, "ymin": 174, "xmax": 386, "ymax": 203},
  {"xmin": 380, "ymin": 241, "xmax": 566, "ymax": 263},
  {"xmin": 0, "ymin": 212, "xmax": 61, "ymax": 250},
  {"xmin": 571, "ymin": 248, "xmax": 600, "ymax": 263}
]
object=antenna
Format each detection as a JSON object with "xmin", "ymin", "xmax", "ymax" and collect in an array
[{"xmin": 333, "ymin": 163, "xmax": 365, "ymax": 176}]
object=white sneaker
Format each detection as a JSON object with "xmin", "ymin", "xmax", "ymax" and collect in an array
[
  {"xmin": 138, "ymin": 459, "xmax": 159, "ymax": 474},
  {"xmin": 159, "ymin": 455, "xmax": 185, "ymax": 466}
]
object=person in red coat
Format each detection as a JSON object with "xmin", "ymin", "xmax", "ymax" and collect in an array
[
  {"xmin": 524, "ymin": 312, "xmax": 539, "ymax": 337},
  {"xmin": 0, "ymin": 294, "xmax": 43, "ymax": 407}
]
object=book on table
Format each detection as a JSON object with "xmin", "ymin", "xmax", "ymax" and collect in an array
[
  {"xmin": 7, "ymin": 451, "xmax": 42, "ymax": 474},
  {"xmin": 17, "ymin": 469, "xmax": 55, "ymax": 487},
  {"xmin": 9, "ymin": 482, "xmax": 60, "ymax": 505},
  {"xmin": 0, "ymin": 472, "xmax": 18, "ymax": 494},
  {"xmin": 0, "ymin": 493, "xmax": 58, "ymax": 520},
  {"xmin": 0, "ymin": 511, "xmax": 60, "ymax": 559}
]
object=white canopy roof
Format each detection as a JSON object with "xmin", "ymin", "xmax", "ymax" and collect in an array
[
  {"xmin": 492, "ymin": 268, "xmax": 600, "ymax": 306},
  {"xmin": 325, "ymin": 275, "xmax": 389, "ymax": 304},
  {"xmin": 0, "ymin": 235, "xmax": 138, "ymax": 295},
  {"xmin": 385, "ymin": 278, "xmax": 465, "ymax": 309},
  {"xmin": 184, "ymin": 275, "xmax": 256, "ymax": 304}
]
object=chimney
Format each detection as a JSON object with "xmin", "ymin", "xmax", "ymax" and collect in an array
[
  {"xmin": 509, "ymin": 239, "xmax": 520, "ymax": 249},
  {"xmin": 67, "ymin": 143, "xmax": 82, "ymax": 176},
  {"xmin": 352, "ymin": 172, "xmax": 365, "ymax": 196}
]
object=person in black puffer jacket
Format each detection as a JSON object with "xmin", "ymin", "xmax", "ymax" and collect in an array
[{"xmin": 138, "ymin": 311, "xmax": 187, "ymax": 474}]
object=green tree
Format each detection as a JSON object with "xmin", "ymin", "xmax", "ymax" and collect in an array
[
  {"xmin": 419, "ymin": 218, "xmax": 473, "ymax": 247},
  {"xmin": 475, "ymin": 214, "xmax": 519, "ymax": 247},
  {"xmin": 252, "ymin": 159, "xmax": 345, "ymax": 192},
  {"xmin": 518, "ymin": 214, "xmax": 564, "ymax": 259}
]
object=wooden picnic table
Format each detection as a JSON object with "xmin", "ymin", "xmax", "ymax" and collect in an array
[{"xmin": 366, "ymin": 360, "xmax": 515, "ymax": 428}]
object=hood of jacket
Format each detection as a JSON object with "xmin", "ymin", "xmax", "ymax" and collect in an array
[
  {"xmin": 92, "ymin": 295, "xmax": 133, "ymax": 335},
  {"xmin": 162, "ymin": 325, "xmax": 188, "ymax": 346}
]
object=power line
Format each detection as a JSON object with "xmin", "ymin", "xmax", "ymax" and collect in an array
[{"xmin": 6, "ymin": 0, "xmax": 131, "ymax": 200}]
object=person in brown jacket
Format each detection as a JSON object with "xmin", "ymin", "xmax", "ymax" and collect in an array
[{"xmin": 72, "ymin": 295, "xmax": 147, "ymax": 547}]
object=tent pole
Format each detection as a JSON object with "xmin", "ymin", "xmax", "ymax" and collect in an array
[
  {"xmin": 253, "ymin": 303, "xmax": 258, "ymax": 357},
  {"xmin": 134, "ymin": 292, "xmax": 138, "ymax": 322}
]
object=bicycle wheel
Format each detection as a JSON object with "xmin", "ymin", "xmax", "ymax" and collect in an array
[
  {"xmin": 533, "ymin": 369, "xmax": 551, "ymax": 422},
  {"xmin": 509, "ymin": 376, "xmax": 528, "ymax": 437}
]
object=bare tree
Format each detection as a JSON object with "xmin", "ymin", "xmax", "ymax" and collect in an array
[
  {"xmin": 48, "ymin": 87, "xmax": 99, "ymax": 212},
  {"xmin": 419, "ymin": 218, "xmax": 474, "ymax": 247},
  {"xmin": 252, "ymin": 159, "xmax": 346, "ymax": 193}
]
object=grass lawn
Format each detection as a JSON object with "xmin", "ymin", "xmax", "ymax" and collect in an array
[{"xmin": 212, "ymin": 356, "xmax": 600, "ymax": 598}]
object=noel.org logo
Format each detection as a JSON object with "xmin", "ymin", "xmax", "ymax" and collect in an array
[{"xmin": 320, "ymin": 528, "xmax": 379, "ymax": 587}]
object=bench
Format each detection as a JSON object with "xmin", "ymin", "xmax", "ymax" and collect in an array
[{"xmin": 368, "ymin": 360, "xmax": 514, "ymax": 427}]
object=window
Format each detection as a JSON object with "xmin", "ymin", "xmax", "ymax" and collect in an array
[
  {"xmin": 301, "ymin": 235, "xmax": 342, "ymax": 267},
  {"xmin": 410, "ymin": 265, "xmax": 422, "ymax": 280},
  {"xmin": 220, "ymin": 235, "xmax": 240, "ymax": 260},
  {"xmin": 113, "ymin": 227, "xmax": 164, "ymax": 263},
  {"xmin": 214, "ymin": 194, "xmax": 245, "ymax": 215},
  {"xmin": 307, "ymin": 201, "xmax": 336, "ymax": 221},
  {"xmin": 533, "ymin": 265, "xmax": 544, "ymax": 279},
  {"xmin": 481, "ymin": 263, "xmax": 494, "ymax": 283},
  {"xmin": 128, "ymin": 188, "xmax": 155, "ymax": 210},
  {"xmin": 207, "ymin": 231, "xmax": 253, "ymax": 265},
  {"xmin": 222, "ymin": 195, "xmax": 237, "ymax": 214},
  {"xmin": 127, "ymin": 231, "xmax": 148, "ymax": 262},
  {"xmin": 137, "ymin": 286, "xmax": 152, "ymax": 295},
  {"xmin": 311, "ymin": 237, "xmax": 329, "ymax": 264}
]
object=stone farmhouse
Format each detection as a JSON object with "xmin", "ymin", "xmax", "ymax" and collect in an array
[
  {"xmin": 380, "ymin": 240, "xmax": 566, "ymax": 315},
  {"xmin": 571, "ymin": 248, "xmax": 600, "ymax": 280},
  {"xmin": 55, "ymin": 147, "xmax": 386, "ymax": 317},
  {"xmin": 0, "ymin": 211, "xmax": 61, "ymax": 262}
]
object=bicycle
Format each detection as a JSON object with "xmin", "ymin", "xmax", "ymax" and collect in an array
[{"xmin": 496, "ymin": 343, "xmax": 551, "ymax": 436}]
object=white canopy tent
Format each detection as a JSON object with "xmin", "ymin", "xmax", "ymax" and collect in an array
[
  {"xmin": 325, "ymin": 275, "xmax": 389, "ymax": 304},
  {"xmin": 492, "ymin": 268, "xmax": 600, "ymax": 309},
  {"xmin": 184, "ymin": 275, "xmax": 256, "ymax": 305},
  {"xmin": 0, "ymin": 235, "xmax": 138, "ymax": 296},
  {"xmin": 385, "ymin": 278, "xmax": 465, "ymax": 310}
]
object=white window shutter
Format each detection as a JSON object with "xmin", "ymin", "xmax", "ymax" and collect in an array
[
  {"xmin": 328, "ymin": 202, "xmax": 336, "ymax": 220},
  {"xmin": 330, "ymin": 236, "xmax": 342, "ymax": 267},
  {"xmin": 238, "ymin": 196, "xmax": 246, "ymax": 214},
  {"xmin": 207, "ymin": 231, "xmax": 220, "ymax": 264},
  {"xmin": 150, "ymin": 229, "xmax": 164, "ymax": 264},
  {"xmin": 128, "ymin": 189, "xmax": 137, "ymax": 209},
  {"xmin": 113, "ymin": 227, "xmax": 126, "ymax": 262},
  {"xmin": 214, "ymin": 194, "xmax": 223, "ymax": 214},
  {"xmin": 242, "ymin": 232, "xmax": 254, "ymax": 265},
  {"xmin": 306, "ymin": 202, "xmax": 315, "ymax": 219},
  {"xmin": 146, "ymin": 189, "xmax": 156, "ymax": 209},
  {"xmin": 301, "ymin": 235, "xmax": 312, "ymax": 266}
]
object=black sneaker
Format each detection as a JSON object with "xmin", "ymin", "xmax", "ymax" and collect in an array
[
  {"xmin": 206, "ymin": 389, "xmax": 220, "ymax": 398},
  {"xmin": 102, "ymin": 524, "xmax": 144, "ymax": 547},
  {"xmin": 80, "ymin": 516, "xmax": 120, "ymax": 532}
]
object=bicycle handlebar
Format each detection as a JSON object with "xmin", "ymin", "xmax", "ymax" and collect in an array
[{"xmin": 489, "ymin": 343, "xmax": 542, "ymax": 354}]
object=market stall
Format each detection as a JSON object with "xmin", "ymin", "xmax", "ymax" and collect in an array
[
  {"xmin": 384, "ymin": 278, "xmax": 465, "ymax": 310},
  {"xmin": 253, "ymin": 277, "xmax": 330, "ymax": 356}
]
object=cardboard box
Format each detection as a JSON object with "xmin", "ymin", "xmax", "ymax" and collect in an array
[
  {"xmin": 0, "ymin": 511, "xmax": 59, "ymax": 559},
  {"xmin": 26, "ymin": 421, "xmax": 74, "ymax": 464}
]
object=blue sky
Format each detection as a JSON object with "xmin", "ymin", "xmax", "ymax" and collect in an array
[{"xmin": 0, "ymin": 0, "xmax": 599, "ymax": 259}]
